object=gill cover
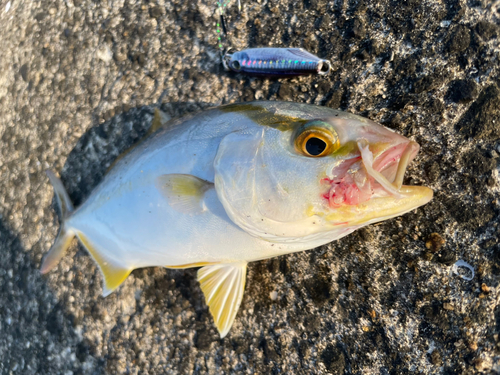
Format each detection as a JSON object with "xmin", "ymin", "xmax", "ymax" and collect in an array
[{"xmin": 214, "ymin": 130, "xmax": 325, "ymax": 242}]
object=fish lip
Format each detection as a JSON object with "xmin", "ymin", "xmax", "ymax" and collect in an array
[
  {"xmin": 321, "ymin": 139, "xmax": 432, "ymax": 225},
  {"xmin": 374, "ymin": 141, "xmax": 419, "ymax": 184},
  {"xmin": 323, "ymin": 139, "xmax": 425, "ymax": 210},
  {"xmin": 323, "ymin": 185, "xmax": 433, "ymax": 228},
  {"xmin": 359, "ymin": 139, "xmax": 420, "ymax": 194}
]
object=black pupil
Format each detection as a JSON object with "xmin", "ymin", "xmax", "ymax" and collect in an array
[{"xmin": 306, "ymin": 137, "xmax": 327, "ymax": 156}]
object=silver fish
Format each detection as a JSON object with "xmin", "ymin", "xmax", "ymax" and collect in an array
[{"xmin": 41, "ymin": 101, "xmax": 433, "ymax": 337}]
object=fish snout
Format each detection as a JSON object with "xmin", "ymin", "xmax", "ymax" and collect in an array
[{"xmin": 322, "ymin": 139, "xmax": 432, "ymax": 226}]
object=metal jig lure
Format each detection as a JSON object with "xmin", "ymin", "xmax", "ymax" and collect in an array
[{"xmin": 223, "ymin": 48, "xmax": 331, "ymax": 77}]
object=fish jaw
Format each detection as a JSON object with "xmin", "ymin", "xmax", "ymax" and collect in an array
[
  {"xmin": 319, "ymin": 138, "xmax": 432, "ymax": 227},
  {"xmin": 323, "ymin": 185, "xmax": 433, "ymax": 227}
]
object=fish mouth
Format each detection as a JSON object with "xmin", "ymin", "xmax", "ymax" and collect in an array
[
  {"xmin": 322, "ymin": 139, "xmax": 433, "ymax": 226},
  {"xmin": 358, "ymin": 139, "xmax": 419, "ymax": 196}
]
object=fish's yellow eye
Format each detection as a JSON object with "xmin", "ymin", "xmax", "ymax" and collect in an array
[{"xmin": 295, "ymin": 127, "xmax": 339, "ymax": 157}]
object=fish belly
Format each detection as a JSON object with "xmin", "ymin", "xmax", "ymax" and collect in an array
[{"xmin": 67, "ymin": 182, "xmax": 292, "ymax": 270}]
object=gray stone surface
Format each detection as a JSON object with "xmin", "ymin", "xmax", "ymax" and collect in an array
[{"xmin": 1, "ymin": 0, "xmax": 500, "ymax": 373}]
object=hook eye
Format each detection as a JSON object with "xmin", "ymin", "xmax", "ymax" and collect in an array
[
  {"xmin": 231, "ymin": 60, "xmax": 241, "ymax": 72},
  {"xmin": 318, "ymin": 60, "xmax": 331, "ymax": 75}
]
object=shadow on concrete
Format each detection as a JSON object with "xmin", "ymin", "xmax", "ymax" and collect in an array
[
  {"xmin": 0, "ymin": 102, "xmax": 227, "ymax": 373},
  {"xmin": 54, "ymin": 102, "xmax": 221, "ymax": 370},
  {"xmin": 0, "ymin": 218, "xmax": 97, "ymax": 374},
  {"xmin": 60, "ymin": 101, "xmax": 217, "ymax": 206}
]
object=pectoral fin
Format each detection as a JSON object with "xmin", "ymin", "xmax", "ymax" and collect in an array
[
  {"xmin": 197, "ymin": 262, "xmax": 247, "ymax": 338},
  {"xmin": 155, "ymin": 174, "xmax": 213, "ymax": 214}
]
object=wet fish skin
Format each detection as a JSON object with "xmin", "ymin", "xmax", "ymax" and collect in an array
[{"xmin": 41, "ymin": 101, "xmax": 432, "ymax": 338}]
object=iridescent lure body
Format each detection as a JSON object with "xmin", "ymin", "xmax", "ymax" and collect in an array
[{"xmin": 223, "ymin": 48, "xmax": 331, "ymax": 76}]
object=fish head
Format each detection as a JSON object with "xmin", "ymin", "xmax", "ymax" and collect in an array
[{"xmin": 214, "ymin": 105, "xmax": 433, "ymax": 247}]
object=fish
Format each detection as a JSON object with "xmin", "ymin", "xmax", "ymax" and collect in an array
[
  {"xmin": 223, "ymin": 48, "xmax": 331, "ymax": 76},
  {"xmin": 41, "ymin": 101, "xmax": 433, "ymax": 338}
]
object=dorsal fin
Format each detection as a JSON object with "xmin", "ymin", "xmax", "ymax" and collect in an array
[
  {"xmin": 149, "ymin": 108, "xmax": 171, "ymax": 134},
  {"xmin": 107, "ymin": 108, "xmax": 171, "ymax": 172}
]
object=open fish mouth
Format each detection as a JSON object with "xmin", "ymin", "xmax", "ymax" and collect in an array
[
  {"xmin": 322, "ymin": 139, "xmax": 433, "ymax": 226},
  {"xmin": 357, "ymin": 139, "xmax": 420, "ymax": 197}
]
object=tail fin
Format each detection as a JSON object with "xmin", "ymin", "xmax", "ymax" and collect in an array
[
  {"xmin": 41, "ymin": 171, "xmax": 133, "ymax": 296},
  {"xmin": 41, "ymin": 170, "xmax": 75, "ymax": 274}
]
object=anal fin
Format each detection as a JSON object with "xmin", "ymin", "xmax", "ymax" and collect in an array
[
  {"xmin": 77, "ymin": 232, "xmax": 132, "ymax": 297},
  {"xmin": 197, "ymin": 262, "xmax": 247, "ymax": 338},
  {"xmin": 165, "ymin": 261, "xmax": 218, "ymax": 269}
]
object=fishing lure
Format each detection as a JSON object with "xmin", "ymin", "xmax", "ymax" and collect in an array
[{"xmin": 223, "ymin": 48, "xmax": 332, "ymax": 76}]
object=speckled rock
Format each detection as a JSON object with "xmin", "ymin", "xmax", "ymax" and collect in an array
[{"xmin": 1, "ymin": 0, "xmax": 499, "ymax": 374}]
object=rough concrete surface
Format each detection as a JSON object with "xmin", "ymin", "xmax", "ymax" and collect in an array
[{"xmin": 1, "ymin": 0, "xmax": 500, "ymax": 373}]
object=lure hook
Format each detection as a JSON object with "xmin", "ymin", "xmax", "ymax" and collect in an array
[{"xmin": 222, "ymin": 49, "xmax": 234, "ymax": 71}]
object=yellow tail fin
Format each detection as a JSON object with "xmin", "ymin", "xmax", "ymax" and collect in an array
[{"xmin": 41, "ymin": 170, "xmax": 132, "ymax": 296}]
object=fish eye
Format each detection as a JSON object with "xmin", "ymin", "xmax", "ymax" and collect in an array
[
  {"xmin": 305, "ymin": 137, "xmax": 327, "ymax": 155},
  {"xmin": 295, "ymin": 125, "xmax": 339, "ymax": 157}
]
